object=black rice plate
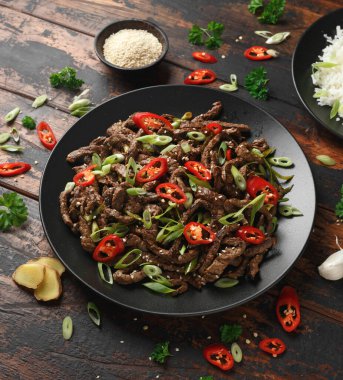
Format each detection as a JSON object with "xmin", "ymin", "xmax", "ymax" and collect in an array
[{"xmin": 40, "ymin": 85, "xmax": 316, "ymax": 316}]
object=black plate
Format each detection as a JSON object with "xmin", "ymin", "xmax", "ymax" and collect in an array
[
  {"xmin": 40, "ymin": 85, "xmax": 315, "ymax": 316},
  {"xmin": 292, "ymin": 8, "xmax": 343, "ymax": 138}
]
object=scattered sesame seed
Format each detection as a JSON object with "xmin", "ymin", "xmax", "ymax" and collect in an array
[
  {"xmin": 239, "ymin": 36, "xmax": 243, "ymax": 40},
  {"xmin": 14, "ymin": 179, "xmax": 17, "ymax": 182},
  {"xmin": 55, "ymin": 107, "xmax": 58, "ymax": 110},
  {"xmin": 207, "ymin": 336, "xmax": 212, "ymax": 340},
  {"xmin": 235, "ymin": 39, "xmax": 239, "ymax": 42},
  {"xmin": 149, "ymin": 357, "xmax": 152, "ymax": 361},
  {"xmin": 34, "ymin": 160, "xmax": 38, "ymax": 164},
  {"xmin": 120, "ymin": 340, "xmax": 124, "ymax": 343},
  {"xmin": 143, "ymin": 325, "xmax": 149, "ymax": 331},
  {"xmin": 221, "ymin": 55, "xmax": 226, "ymax": 59},
  {"xmin": 272, "ymin": 354, "xmax": 277, "ymax": 358},
  {"xmin": 253, "ymin": 332, "xmax": 258, "ymax": 338},
  {"xmin": 49, "ymin": 98, "xmax": 52, "ymax": 101},
  {"xmin": 96, "ymin": 376, "xmax": 100, "ymax": 379},
  {"xmin": 201, "ymin": 315, "xmax": 205, "ymax": 319},
  {"xmin": 156, "ymin": 375, "xmax": 160, "ymax": 379},
  {"xmin": 133, "ymin": 317, "xmax": 138, "ymax": 321},
  {"xmin": 175, "ymin": 348, "xmax": 180, "ymax": 352},
  {"xmin": 243, "ymin": 314, "xmax": 247, "ymax": 318},
  {"xmin": 245, "ymin": 339, "xmax": 251, "ymax": 344},
  {"xmin": 20, "ymin": 175, "xmax": 24, "ymax": 178}
]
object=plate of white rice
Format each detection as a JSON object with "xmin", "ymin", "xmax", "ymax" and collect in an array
[{"xmin": 292, "ymin": 8, "xmax": 343, "ymax": 138}]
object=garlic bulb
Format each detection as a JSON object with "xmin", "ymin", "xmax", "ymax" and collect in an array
[{"xmin": 318, "ymin": 237, "xmax": 343, "ymax": 280}]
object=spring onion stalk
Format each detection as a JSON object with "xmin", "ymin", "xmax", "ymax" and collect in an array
[
  {"xmin": 90, "ymin": 224, "xmax": 129, "ymax": 242},
  {"xmin": 126, "ymin": 187, "xmax": 147, "ymax": 196},
  {"xmin": 91, "ymin": 221, "xmax": 99, "ymax": 235},
  {"xmin": 92, "ymin": 153, "xmax": 102, "ymax": 169},
  {"xmin": 265, "ymin": 31, "xmax": 290, "ymax": 44},
  {"xmin": 32, "ymin": 94, "xmax": 48, "ymax": 108},
  {"xmin": 313, "ymin": 90, "xmax": 328, "ymax": 99},
  {"xmin": 171, "ymin": 120, "xmax": 181, "ymax": 128},
  {"xmin": 231, "ymin": 342, "xmax": 243, "ymax": 362},
  {"xmin": 270, "ymin": 217, "xmax": 278, "ymax": 233},
  {"xmin": 184, "ymin": 192, "xmax": 193, "ymax": 209},
  {"xmin": 251, "ymin": 148, "xmax": 263, "ymax": 157},
  {"xmin": 125, "ymin": 157, "xmax": 137, "ymax": 185},
  {"xmin": 71, "ymin": 107, "xmax": 90, "ymax": 117},
  {"xmin": 0, "ymin": 133, "xmax": 11, "ymax": 145},
  {"xmin": 279, "ymin": 205, "xmax": 302, "ymax": 217},
  {"xmin": 162, "ymin": 228, "xmax": 184, "ymax": 245},
  {"xmin": 187, "ymin": 131, "xmax": 206, "ymax": 141},
  {"xmin": 330, "ymin": 100, "xmax": 340, "ymax": 119},
  {"xmin": 11, "ymin": 128, "xmax": 20, "ymax": 144},
  {"xmin": 87, "ymin": 302, "xmax": 101, "ymax": 326},
  {"xmin": 316, "ymin": 155, "xmax": 336, "ymax": 166},
  {"xmin": 143, "ymin": 264, "xmax": 162, "ymax": 278},
  {"xmin": 0, "ymin": 145, "xmax": 24, "ymax": 152},
  {"xmin": 181, "ymin": 112, "xmax": 192, "ymax": 120},
  {"xmin": 268, "ymin": 156, "xmax": 293, "ymax": 168},
  {"xmin": 102, "ymin": 154, "xmax": 125, "ymax": 165},
  {"xmin": 214, "ymin": 278, "xmax": 239, "ymax": 288},
  {"xmin": 143, "ymin": 282, "xmax": 175, "ymax": 294},
  {"xmin": 185, "ymin": 257, "xmax": 197, "ymax": 275},
  {"xmin": 64, "ymin": 182, "xmax": 75, "ymax": 192},
  {"xmin": 143, "ymin": 209, "xmax": 152, "ymax": 229},
  {"xmin": 4, "ymin": 107, "xmax": 20, "ymax": 123},
  {"xmin": 179, "ymin": 244, "xmax": 187, "ymax": 255},
  {"xmin": 114, "ymin": 249, "xmax": 142, "ymax": 269},
  {"xmin": 186, "ymin": 173, "xmax": 212, "ymax": 189},
  {"xmin": 62, "ymin": 316, "xmax": 73, "ymax": 340},
  {"xmin": 68, "ymin": 98, "xmax": 91, "ymax": 111},
  {"xmin": 254, "ymin": 31, "xmax": 273, "ymax": 38},
  {"xmin": 218, "ymin": 142, "xmax": 228, "ymax": 165},
  {"xmin": 231, "ymin": 165, "xmax": 246, "ymax": 191},
  {"xmin": 181, "ymin": 141, "xmax": 191, "ymax": 153},
  {"xmin": 136, "ymin": 134, "xmax": 172, "ymax": 146},
  {"xmin": 312, "ymin": 62, "xmax": 338, "ymax": 70},
  {"xmin": 160, "ymin": 144, "xmax": 177, "ymax": 155},
  {"xmin": 97, "ymin": 262, "xmax": 113, "ymax": 284}
]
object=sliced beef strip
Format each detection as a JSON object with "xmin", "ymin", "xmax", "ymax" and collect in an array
[
  {"xmin": 113, "ymin": 269, "xmax": 146, "ymax": 285},
  {"xmin": 192, "ymin": 101, "xmax": 223, "ymax": 122},
  {"xmin": 106, "ymin": 120, "xmax": 136, "ymax": 136},
  {"xmin": 235, "ymin": 142, "xmax": 263, "ymax": 163},
  {"xmin": 59, "ymin": 190, "xmax": 78, "ymax": 233},
  {"xmin": 247, "ymin": 254, "xmax": 265, "ymax": 279},
  {"xmin": 226, "ymin": 256, "xmax": 251, "ymax": 279},
  {"xmin": 104, "ymin": 207, "xmax": 135, "ymax": 224},
  {"xmin": 243, "ymin": 237, "xmax": 276, "ymax": 258},
  {"xmin": 251, "ymin": 138, "xmax": 269, "ymax": 152},
  {"xmin": 78, "ymin": 217, "xmax": 95, "ymax": 253}
]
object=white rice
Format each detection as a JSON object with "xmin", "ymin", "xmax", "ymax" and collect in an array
[{"xmin": 311, "ymin": 25, "xmax": 343, "ymax": 119}]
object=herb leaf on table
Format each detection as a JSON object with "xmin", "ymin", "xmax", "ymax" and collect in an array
[
  {"xmin": 248, "ymin": 0, "xmax": 286, "ymax": 24},
  {"xmin": 220, "ymin": 324, "xmax": 242, "ymax": 344},
  {"xmin": 335, "ymin": 185, "xmax": 343, "ymax": 219},
  {"xmin": 244, "ymin": 67, "xmax": 269, "ymax": 100},
  {"xmin": 151, "ymin": 341, "xmax": 171, "ymax": 364},
  {"xmin": 248, "ymin": 0, "xmax": 264, "ymax": 14},
  {"xmin": 188, "ymin": 22, "xmax": 224, "ymax": 49},
  {"xmin": 0, "ymin": 192, "xmax": 28, "ymax": 231},
  {"xmin": 50, "ymin": 67, "xmax": 84, "ymax": 90}
]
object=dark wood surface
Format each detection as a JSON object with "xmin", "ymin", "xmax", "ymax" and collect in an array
[{"xmin": 0, "ymin": 1, "xmax": 342, "ymax": 379}]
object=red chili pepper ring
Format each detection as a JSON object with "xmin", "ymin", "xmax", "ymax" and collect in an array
[{"xmin": 244, "ymin": 46, "xmax": 273, "ymax": 61}]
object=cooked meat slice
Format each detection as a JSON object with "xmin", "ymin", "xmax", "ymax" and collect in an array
[
  {"xmin": 106, "ymin": 120, "xmax": 136, "ymax": 136},
  {"xmin": 226, "ymin": 257, "xmax": 250, "ymax": 279},
  {"xmin": 113, "ymin": 269, "xmax": 146, "ymax": 284},
  {"xmin": 104, "ymin": 207, "xmax": 135, "ymax": 224},
  {"xmin": 235, "ymin": 142, "xmax": 263, "ymax": 163},
  {"xmin": 111, "ymin": 163, "xmax": 126, "ymax": 178},
  {"xmin": 125, "ymin": 234, "xmax": 147, "ymax": 251},
  {"xmin": 247, "ymin": 254, "xmax": 264, "ymax": 279},
  {"xmin": 78, "ymin": 217, "xmax": 95, "ymax": 253},
  {"xmin": 59, "ymin": 190, "xmax": 76, "ymax": 231},
  {"xmin": 192, "ymin": 101, "xmax": 222, "ymax": 122},
  {"xmin": 244, "ymin": 237, "xmax": 276, "ymax": 257},
  {"xmin": 251, "ymin": 138, "xmax": 269, "ymax": 152}
]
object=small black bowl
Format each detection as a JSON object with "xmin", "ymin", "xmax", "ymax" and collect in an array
[{"xmin": 94, "ymin": 19, "xmax": 169, "ymax": 72}]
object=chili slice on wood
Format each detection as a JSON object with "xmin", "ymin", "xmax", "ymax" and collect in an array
[
  {"xmin": 244, "ymin": 46, "xmax": 273, "ymax": 61},
  {"xmin": 36, "ymin": 121, "xmax": 57, "ymax": 150},
  {"xmin": 276, "ymin": 286, "xmax": 301, "ymax": 332},
  {"xmin": 155, "ymin": 183, "xmax": 187, "ymax": 204},
  {"xmin": 184, "ymin": 222, "xmax": 216, "ymax": 245},
  {"xmin": 192, "ymin": 51, "xmax": 217, "ymax": 63},
  {"xmin": 259, "ymin": 338, "xmax": 286, "ymax": 356},
  {"xmin": 92, "ymin": 234, "xmax": 124, "ymax": 263},
  {"xmin": 184, "ymin": 161, "xmax": 212, "ymax": 181},
  {"xmin": 0, "ymin": 162, "xmax": 31, "ymax": 177},
  {"xmin": 136, "ymin": 157, "xmax": 168, "ymax": 183},
  {"xmin": 184, "ymin": 69, "xmax": 216, "ymax": 85},
  {"xmin": 247, "ymin": 175, "xmax": 279, "ymax": 206},
  {"xmin": 203, "ymin": 344, "xmax": 234, "ymax": 371},
  {"xmin": 205, "ymin": 122, "xmax": 222, "ymax": 135},
  {"xmin": 132, "ymin": 112, "xmax": 173, "ymax": 134},
  {"xmin": 236, "ymin": 226, "xmax": 265, "ymax": 245},
  {"xmin": 73, "ymin": 164, "xmax": 96, "ymax": 187}
]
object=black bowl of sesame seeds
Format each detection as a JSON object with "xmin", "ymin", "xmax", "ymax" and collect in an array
[{"xmin": 94, "ymin": 19, "xmax": 169, "ymax": 72}]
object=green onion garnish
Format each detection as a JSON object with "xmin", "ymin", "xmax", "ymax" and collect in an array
[
  {"xmin": 187, "ymin": 131, "xmax": 206, "ymax": 141},
  {"xmin": 32, "ymin": 94, "xmax": 48, "ymax": 108},
  {"xmin": 231, "ymin": 342, "xmax": 243, "ymax": 362},
  {"xmin": 64, "ymin": 182, "xmax": 75, "ymax": 192},
  {"xmin": 143, "ymin": 264, "xmax": 162, "ymax": 278},
  {"xmin": 184, "ymin": 192, "xmax": 193, "ymax": 209},
  {"xmin": 160, "ymin": 144, "xmax": 177, "ymax": 155},
  {"xmin": 102, "ymin": 153, "xmax": 125, "ymax": 165},
  {"xmin": 330, "ymin": 99, "xmax": 340, "ymax": 119},
  {"xmin": 214, "ymin": 278, "xmax": 239, "ymax": 288},
  {"xmin": 316, "ymin": 155, "xmax": 336, "ymax": 166},
  {"xmin": 125, "ymin": 157, "xmax": 137, "ymax": 185},
  {"xmin": 186, "ymin": 173, "xmax": 212, "ymax": 189},
  {"xmin": 136, "ymin": 134, "xmax": 172, "ymax": 146},
  {"xmin": 143, "ymin": 282, "xmax": 175, "ymax": 294},
  {"xmin": 4, "ymin": 107, "xmax": 20, "ymax": 123},
  {"xmin": 231, "ymin": 165, "xmax": 246, "ymax": 191},
  {"xmin": 91, "ymin": 153, "xmax": 102, "ymax": 169},
  {"xmin": 126, "ymin": 187, "xmax": 147, "ymax": 196},
  {"xmin": 268, "ymin": 156, "xmax": 293, "ymax": 168},
  {"xmin": 114, "ymin": 249, "xmax": 142, "ymax": 269},
  {"xmin": 179, "ymin": 244, "xmax": 187, "ymax": 255},
  {"xmin": 87, "ymin": 302, "xmax": 101, "ymax": 326},
  {"xmin": 62, "ymin": 316, "xmax": 73, "ymax": 340},
  {"xmin": 181, "ymin": 112, "xmax": 192, "ymax": 120},
  {"xmin": 143, "ymin": 209, "xmax": 152, "ymax": 229},
  {"xmin": 279, "ymin": 205, "xmax": 303, "ymax": 217},
  {"xmin": 218, "ymin": 142, "xmax": 228, "ymax": 165},
  {"xmin": 185, "ymin": 257, "xmax": 197, "ymax": 275},
  {"xmin": 97, "ymin": 262, "xmax": 113, "ymax": 284},
  {"xmin": 181, "ymin": 141, "xmax": 191, "ymax": 153}
]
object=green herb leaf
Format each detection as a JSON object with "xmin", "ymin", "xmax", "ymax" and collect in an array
[
  {"xmin": 188, "ymin": 21, "xmax": 224, "ymax": 50},
  {"xmin": 335, "ymin": 185, "xmax": 343, "ymax": 219},
  {"xmin": 125, "ymin": 157, "xmax": 137, "ymax": 185},
  {"xmin": 244, "ymin": 67, "xmax": 269, "ymax": 100},
  {"xmin": 0, "ymin": 192, "xmax": 28, "ymax": 231},
  {"xmin": 199, "ymin": 377, "xmax": 214, "ymax": 380},
  {"xmin": 114, "ymin": 249, "xmax": 142, "ymax": 269},
  {"xmin": 151, "ymin": 341, "xmax": 171, "ymax": 364},
  {"xmin": 188, "ymin": 25, "xmax": 203, "ymax": 45},
  {"xmin": 50, "ymin": 67, "xmax": 84, "ymax": 90},
  {"xmin": 21, "ymin": 116, "xmax": 36, "ymax": 130},
  {"xmin": 220, "ymin": 324, "xmax": 243, "ymax": 344},
  {"xmin": 258, "ymin": 0, "xmax": 286, "ymax": 24},
  {"xmin": 330, "ymin": 99, "xmax": 340, "ymax": 119},
  {"xmin": 248, "ymin": 0, "xmax": 264, "ymax": 14}
]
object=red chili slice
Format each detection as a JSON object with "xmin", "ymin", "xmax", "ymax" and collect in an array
[
  {"xmin": 205, "ymin": 122, "xmax": 222, "ymax": 135},
  {"xmin": 236, "ymin": 226, "xmax": 265, "ymax": 245},
  {"xmin": 0, "ymin": 162, "xmax": 31, "ymax": 177},
  {"xmin": 184, "ymin": 69, "xmax": 216, "ymax": 85},
  {"xmin": 203, "ymin": 344, "xmax": 234, "ymax": 371},
  {"xmin": 184, "ymin": 161, "xmax": 211, "ymax": 181},
  {"xmin": 244, "ymin": 46, "xmax": 273, "ymax": 61},
  {"xmin": 276, "ymin": 286, "xmax": 301, "ymax": 333},
  {"xmin": 36, "ymin": 121, "xmax": 57, "ymax": 150},
  {"xmin": 226, "ymin": 149, "xmax": 232, "ymax": 160},
  {"xmin": 132, "ymin": 112, "xmax": 173, "ymax": 135},
  {"xmin": 136, "ymin": 157, "xmax": 168, "ymax": 183},
  {"xmin": 259, "ymin": 338, "xmax": 286, "ymax": 356},
  {"xmin": 155, "ymin": 183, "xmax": 187, "ymax": 204},
  {"xmin": 192, "ymin": 51, "xmax": 217, "ymax": 63},
  {"xmin": 247, "ymin": 175, "xmax": 279, "ymax": 206},
  {"xmin": 73, "ymin": 164, "xmax": 96, "ymax": 187},
  {"xmin": 92, "ymin": 234, "xmax": 124, "ymax": 263},
  {"xmin": 184, "ymin": 222, "xmax": 216, "ymax": 245}
]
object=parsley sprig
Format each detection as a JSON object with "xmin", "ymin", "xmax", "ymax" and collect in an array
[
  {"xmin": 50, "ymin": 67, "xmax": 84, "ymax": 90},
  {"xmin": 188, "ymin": 21, "xmax": 224, "ymax": 49},
  {"xmin": 248, "ymin": 0, "xmax": 286, "ymax": 25},
  {"xmin": 0, "ymin": 192, "xmax": 28, "ymax": 231},
  {"xmin": 151, "ymin": 341, "xmax": 171, "ymax": 364},
  {"xmin": 335, "ymin": 185, "xmax": 343, "ymax": 219},
  {"xmin": 244, "ymin": 67, "xmax": 269, "ymax": 100},
  {"xmin": 220, "ymin": 324, "xmax": 242, "ymax": 344}
]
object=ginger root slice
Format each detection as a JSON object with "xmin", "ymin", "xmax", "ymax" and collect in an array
[
  {"xmin": 28, "ymin": 257, "xmax": 65, "ymax": 276},
  {"xmin": 12, "ymin": 263, "xmax": 45, "ymax": 289},
  {"xmin": 34, "ymin": 266, "xmax": 62, "ymax": 301}
]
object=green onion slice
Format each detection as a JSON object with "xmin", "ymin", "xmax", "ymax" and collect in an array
[
  {"xmin": 68, "ymin": 98, "xmax": 91, "ymax": 111},
  {"xmin": 184, "ymin": 192, "xmax": 193, "ymax": 209},
  {"xmin": 231, "ymin": 165, "xmax": 246, "ymax": 191},
  {"xmin": 97, "ymin": 262, "xmax": 113, "ymax": 284},
  {"xmin": 312, "ymin": 62, "xmax": 338, "ymax": 70},
  {"xmin": 181, "ymin": 112, "xmax": 192, "ymax": 120},
  {"xmin": 231, "ymin": 342, "xmax": 243, "ymax": 363},
  {"xmin": 143, "ymin": 209, "xmax": 152, "ymax": 229},
  {"xmin": 0, "ymin": 133, "xmax": 11, "ymax": 145},
  {"xmin": 330, "ymin": 99, "xmax": 340, "ymax": 119},
  {"xmin": 219, "ymin": 74, "xmax": 238, "ymax": 92},
  {"xmin": 186, "ymin": 173, "xmax": 212, "ymax": 189},
  {"xmin": 185, "ymin": 257, "xmax": 198, "ymax": 275},
  {"xmin": 125, "ymin": 157, "xmax": 137, "ymax": 185},
  {"xmin": 90, "ymin": 223, "xmax": 129, "ymax": 242},
  {"xmin": 126, "ymin": 187, "xmax": 147, "ymax": 196},
  {"xmin": 4, "ymin": 107, "xmax": 20, "ymax": 123},
  {"xmin": 268, "ymin": 156, "xmax": 293, "ymax": 168},
  {"xmin": 92, "ymin": 153, "xmax": 102, "ymax": 169},
  {"xmin": 11, "ymin": 128, "xmax": 20, "ymax": 144},
  {"xmin": 87, "ymin": 302, "xmax": 101, "ymax": 326},
  {"xmin": 62, "ymin": 316, "xmax": 73, "ymax": 340},
  {"xmin": 136, "ymin": 134, "xmax": 172, "ymax": 146},
  {"xmin": 279, "ymin": 205, "xmax": 303, "ymax": 217},
  {"xmin": 91, "ymin": 221, "xmax": 99, "ymax": 234},
  {"xmin": 181, "ymin": 141, "xmax": 191, "ymax": 153},
  {"xmin": 179, "ymin": 244, "xmax": 187, "ymax": 255},
  {"xmin": 114, "ymin": 249, "xmax": 142, "ymax": 269},
  {"xmin": 214, "ymin": 278, "xmax": 239, "ymax": 288},
  {"xmin": 218, "ymin": 142, "xmax": 228, "ymax": 165},
  {"xmin": 64, "ymin": 182, "xmax": 75, "ymax": 192},
  {"xmin": 32, "ymin": 94, "xmax": 48, "ymax": 108},
  {"xmin": 270, "ymin": 216, "xmax": 278, "ymax": 233},
  {"xmin": 102, "ymin": 154, "xmax": 125, "ymax": 165},
  {"xmin": 143, "ymin": 264, "xmax": 162, "ymax": 278},
  {"xmin": 316, "ymin": 155, "xmax": 336, "ymax": 166},
  {"xmin": 160, "ymin": 144, "xmax": 177, "ymax": 155},
  {"xmin": 187, "ymin": 131, "xmax": 206, "ymax": 141},
  {"xmin": 251, "ymin": 148, "xmax": 263, "ymax": 157},
  {"xmin": 143, "ymin": 281, "xmax": 175, "ymax": 294},
  {"xmin": 171, "ymin": 120, "xmax": 181, "ymax": 128},
  {"xmin": 0, "ymin": 144, "xmax": 24, "ymax": 152}
]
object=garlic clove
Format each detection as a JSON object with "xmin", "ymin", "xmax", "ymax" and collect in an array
[{"xmin": 318, "ymin": 249, "xmax": 343, "ymax": 281}]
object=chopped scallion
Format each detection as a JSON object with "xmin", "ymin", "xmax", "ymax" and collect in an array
[
  {"xmin": 181, "ymin": 141, "xmax": 191, "ymax": 153},
  {"xmin": 187, "ymin": 131, "xmax": 206, "ymax": 141},
  {"xmin": 97, "ymin": 262, "xmax": 113, "ymax": 284},
  {"xmin": 114, "ymin": 249, "xmax": 142, "ymax": 269},
  {"xmin": 231, "ymin": 165, "xmax": 246, "ymax": 191},
  {"xmin": 126, "ymin": 187, "xmax": 147, "ymax": 196},
  {"xmin": 125, "ymin": 157, "xmax": 137, "ymax": 185},
  {"xmin": 143, "ymin": 281, "xmax": 175, "ymax": 294},
  {"xmin": 87, "ymin": 302, "xmax": 101, "ymax": 326},
  {"xmin": 214, "ymin": 278, "xmax": 239, "ymax": 288},
  {"xmin": 62, "ymin": 316, "xmax": 73, "ymax": 340}
]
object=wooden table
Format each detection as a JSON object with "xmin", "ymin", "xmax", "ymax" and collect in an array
[{"xmin": 0, "ymin": 1, "xmax": 342, "ymax": 379}]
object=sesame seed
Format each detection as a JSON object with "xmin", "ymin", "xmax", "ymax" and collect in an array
[
  {"xmin": 133, "ymin": 317, "xmax": 138, "ymax": 321},
  {"xmin": 221, "ymin": 55, "xmax": 226, "ymax": 59},
  {"xmin": 201, "ymin": 315, "xmax": 205, "ymax": 319},
  {"xmin": 235, "ymin": 39, "xmax": 239, "ymax": 42},
  {"xmin": 272, "ymin": 354, "xmax": 277, "ymax": 358},
  {"xmin": 143, "ymin": 325, "xmax": 149, "ymax": 331},
  {"xmin": 253, "ymin": 332, "xmax": 258, "ymax": 338},
  {"xmin": 149, "ymin": 357, "xmax": 152, "ymax": 361},
  {"xmin": 207, "ymin": 336, "xmax": 212, "ymax": 340},
  {"xmin": 243, "ymin": 314, "xmax": 247, "ymax": 318},
  {"xmin": 245, "ymin": 339, "xmax": 251, "ymax": 344},
  {"xmin": 120, "ymin": 340, "xmax": 124, "ymax": 343},
  {"xmin": 175, "ymin": 348, "xmax": 180, "ymax": 352},
  {"xmin": 156, "ymin": 376, "xmax": 160, "ymax": 379},
  {"xmin": 20, "ymin": 175, "xmax": 24, "ymax": 178},
  {"xmin": 49, "ymin": 98, "xmax": 52, "ymax": 101},
  {"xmin": 239, "ymin": 36, "xmax": 243, "ymax": 40},
  {"xmin": 34, "ymin": 160, "xmax": 38, "ymax": 164}
]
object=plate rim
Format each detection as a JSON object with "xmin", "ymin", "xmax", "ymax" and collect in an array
[
  {"xmin": 39, "ymin": 84, "xmax": 316, "ymax": 316},
  {"xmin": 291, "ymin": 7, "xmax": 343, "ymax": 139}
]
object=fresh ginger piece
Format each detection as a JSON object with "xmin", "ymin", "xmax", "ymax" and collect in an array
[
  {"xmin": 34, "ymin": 266, "xmax": 62, "ymax": 301},
  {"xmin": 12, "ymin": 263, "xmax": 45, "ymax": 289},
  {"xmin": 28, "ymin": 257, "xmax": 65, "ymax": 276}
]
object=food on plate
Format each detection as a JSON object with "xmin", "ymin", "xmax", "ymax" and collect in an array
[
  {"xmin": 60, "ymin": 101, "xmax": 294, "ymax": 296},
  {"xmin": 103, "ymin": 29, "xmax": 162, "ymax": 68},
  {"xmin": 12, "ymin": 257, "xmax": 65, "ymax": 301},
  {"xmin": 311, "ymin": 26, "xmax": 343, "ymax": 121}
]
